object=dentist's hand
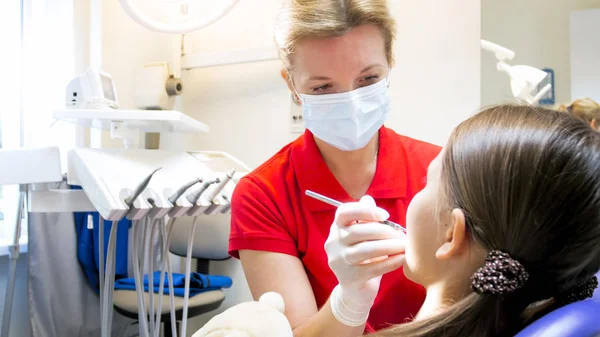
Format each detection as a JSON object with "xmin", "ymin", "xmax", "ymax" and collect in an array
[{"xmin": 325, "ymin": 195, "xmax": 406, "ymax": 327}]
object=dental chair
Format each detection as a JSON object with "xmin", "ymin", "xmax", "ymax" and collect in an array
[
  {"xmin": 112, "ymin": 214, "xmax": 232, "ymax": 337},
  {"xmin": 514, "ymin": 272, "xmax": 600, "ymax": 337}
]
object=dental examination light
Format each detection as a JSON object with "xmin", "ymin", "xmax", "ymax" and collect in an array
[
  {"xmin": 118, "ymin": 0, "xmax": 239, "ymax": 34},
  {"xmin": 481, "ymin": 39, "xmax": 552, "ymax": 105}
]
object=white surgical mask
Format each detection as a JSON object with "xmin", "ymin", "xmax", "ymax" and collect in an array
[{"xmin": 295, "ymin": 76, "xmax": 391, "ymax": 151}]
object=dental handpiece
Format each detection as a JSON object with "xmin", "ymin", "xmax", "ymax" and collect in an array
[
  {"xmin": 304, "ymin": 190, "xmax": 406, "ymax": 233},
  {"xmin": 203, "ymin": 169, "xmax": 236, "ymax": 202},
  {"xmin": 186, "ymin": 178, "xmax": 220, "ymax": 204},
  {"xmin": 125, "ymin": 167, "xmax": 162, "ymax": 207},
  {"xmin": 168, "ymin": 178, "xmax": 202, "ymax": 204}
]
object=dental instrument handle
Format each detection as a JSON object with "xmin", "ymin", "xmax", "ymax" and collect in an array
[
  {"xmin": 186, "ymin": 178, "xmax": 219, "ymax": 204},
  {"xmin": 168, "ymin": 177, "xmax": 202, "ymax": 204},
  {"xmin": 305, "ymin": 190, "xmax": 343, "ymax": 207},
  {"xmin": 304, "ymin": 190, "xmax": 406, "ymax": 233},
  {"xmin": 202, "ymin": 169, "xmax": 235, "ymax": 202},
  {"xmin": 125, "ymin": 167, "xmax": 162, "ymax": 207}
]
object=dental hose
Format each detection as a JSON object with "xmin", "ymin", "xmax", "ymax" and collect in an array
[
  {"xmin": 101, "ymin": 221, "xmax": 119, "ymax": 337},
  {"xmin": 152, "ymin": 218, "xmax": 166, "ymax": 337},
  {"xmin": 140, "ymin": 219, "xmax": 149, "ymax": 279},
  {"xmin": 180, "ymin": 216, "xmax": 199, "ymax": 337},
  {"xmin": 141, "ymin": 217, "xmax": 152, "ymax": 336},
  {"xmin": 98, "ymin": 216, "xmax": 104, "ymax": 314},
  {"xmin": 154, "ymin": 217, "xmax": 177, "ymax": 337},
  {"xmin": 147, "ymin": 218, "xmax": 159, "ymax": 337},
  {"xmin": 138, "ymin": 216, "xmax": 151, "ymax": 333},
  {"xmin": 120, "ymin": 167, "xmax": 160, "ymax": 337},
  {"xmin": 132, "ymin": 219, "xmax": 150, "ymax": 337},
  {"xmin": 153, "ymin": 217, "xmax": 178, "ymax": 337},
  {"xmin": 145, "ymin": 197, "xmax": 177, "ymax": 337}
]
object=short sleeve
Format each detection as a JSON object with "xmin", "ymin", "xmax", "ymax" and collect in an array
[
  {"xmin": 228, "ymin": 176, "xmax": 298, "ymax": 259},
  {"xmin": 406, "ymin": 140, "xmax": 442, "ymax": 172}
]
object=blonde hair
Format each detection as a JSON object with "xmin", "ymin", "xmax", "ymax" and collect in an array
[
  {"xmin": 274, "ymin": 0, "xmax": 397, "ymax": 69},
  {"xmin": 556, "ymin": 98, "xmax": 600, "ymax": 126}
]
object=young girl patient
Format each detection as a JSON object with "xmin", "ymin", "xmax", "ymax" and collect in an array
[
  {"xmin": 194, "ymin": 104, "xmax": 600, "ymax": 337},
  {"xmin": 370, "ymin": 104, "xmax": 600, "ymax": 336}
]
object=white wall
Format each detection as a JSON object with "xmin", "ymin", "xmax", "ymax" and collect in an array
[
  {"xmin": 389, "ymin": 0, "xmax": 481, "ymax": 146},
  {"xmin": 101, "ymin": 0, "xmax": 480, "ymax": 335},
  {"xmin": 98, "ymin": 0, "xmax": 182, "ymax": 149},
  {"xmin": 481, "ymin": 0, "xmax": 600, "ymax": 106},
  {"xmin": 570, "ymin": 9, "xmax": 600, "ymax": 102}
]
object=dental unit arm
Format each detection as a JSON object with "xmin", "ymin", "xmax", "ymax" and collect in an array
[{"xmin": 481, "ymin": 39, "xmax": 551, "ymax": 105}]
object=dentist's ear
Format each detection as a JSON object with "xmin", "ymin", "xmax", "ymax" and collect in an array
[
  {"xmin": 281, "ymin": 69, "xmax": 301, "ymax": 105},
  {"xmin": 435, "ymin": 209, "xmax": 467, "ymax": 260}
]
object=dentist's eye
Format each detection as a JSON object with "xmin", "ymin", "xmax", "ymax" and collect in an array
[
  {"xmin": 313, "ymin": 84, "xmax": 331, "ymax": 92},
  {"xmin": 358, "ymin": 75, "xmax": 380, "ymax": 87}
]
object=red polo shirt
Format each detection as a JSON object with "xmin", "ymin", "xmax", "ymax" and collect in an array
[{"xmin": 229, "ymin": 127, "xmax": 441, "ymax": 332}]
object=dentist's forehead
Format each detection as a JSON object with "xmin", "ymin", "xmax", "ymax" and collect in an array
[{"xmin": 291, "ymin": 25, "xmax": 388, "ymax": 80}]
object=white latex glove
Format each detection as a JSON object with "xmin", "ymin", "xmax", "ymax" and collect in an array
[{"xmin": 325, "ymin": 195, "xmax": 406, "ymax": 327}]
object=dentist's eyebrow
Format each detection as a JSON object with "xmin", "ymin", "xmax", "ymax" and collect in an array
[
  {"xmin": 307, "ymin": 64, "xmax": 384, "ymax": 81},
  {"xmin": 359, "ymin": 64, "xmax": 385, "ymax": 73},
  {"xmin": 307, "ymin": 75, "xmax": 331, "ymax": 81}
]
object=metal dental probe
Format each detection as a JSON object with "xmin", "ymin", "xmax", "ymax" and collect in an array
[{"xmin": 305, "ymin": 190, "xmax": 406, "ymax": 233}]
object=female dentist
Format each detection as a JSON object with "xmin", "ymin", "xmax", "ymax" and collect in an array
[{"xmin": 229, "ymin": 0, "xmax": 441, "ymax": 335}]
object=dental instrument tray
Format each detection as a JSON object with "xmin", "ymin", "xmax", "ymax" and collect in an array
[
  {"xmin": 53, "ymin": 108, "xmax": 208, "ymax": 134},
  {"xmin": 68, "ymin": 148, "xmax": 251, "ymax": 221}
]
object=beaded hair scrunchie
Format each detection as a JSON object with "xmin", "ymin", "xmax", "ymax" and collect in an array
[
  {"xmin": 471, "ymin": 250, "xmax": 529, "ymax": 295},
  {"xmin": 555, "ymin": 276, "xmax": 599, "ymax": 306}
]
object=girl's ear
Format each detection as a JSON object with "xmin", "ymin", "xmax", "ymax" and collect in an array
[{"xmin": 436, "ymin": 209, "xmax": 467, "ymax": 260}]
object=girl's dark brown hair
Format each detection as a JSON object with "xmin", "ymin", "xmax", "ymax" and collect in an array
[{"xmin": 374, "ymin": 104, "xmax": 600, "ymax": 337}]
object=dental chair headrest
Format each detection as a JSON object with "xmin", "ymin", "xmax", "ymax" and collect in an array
[{"xmin": 515, "ymin": 272, "xmax": 600, "ymax": 337}]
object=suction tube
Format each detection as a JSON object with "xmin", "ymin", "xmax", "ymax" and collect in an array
[
  {"xmin": 180, "ymin": 216, "xmax": 199, "ymax": 337},
  {"xmin": 132, "ymin": 220, "xmax": 150, "ymax": 337}
]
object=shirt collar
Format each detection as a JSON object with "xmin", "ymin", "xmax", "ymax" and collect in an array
[{"xmin": 291, "ymin": 127, "xmax": 407, "ymax": 213}]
